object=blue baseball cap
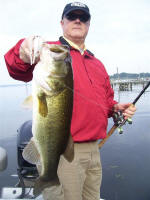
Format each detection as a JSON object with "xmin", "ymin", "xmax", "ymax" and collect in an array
[{"xmin": 62, "ymin": 2, "xmax": 91, "ymax": 19}]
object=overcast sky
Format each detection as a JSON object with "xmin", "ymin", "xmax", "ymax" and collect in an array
[{"xmin": 0, "ymin": 0, "xmax": 150, "ymax": 84}]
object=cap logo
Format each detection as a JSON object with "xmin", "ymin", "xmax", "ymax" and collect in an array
[{"xmin": 71, "ymin": 2, "xmax": 86, "ymax": 8}]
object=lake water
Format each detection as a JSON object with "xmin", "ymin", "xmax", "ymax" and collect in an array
[{"xmin": 0, "ymin": 83, "xmax": 150, "ymax": 200}]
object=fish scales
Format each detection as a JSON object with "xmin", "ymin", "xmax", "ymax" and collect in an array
[{"xmin": 33, "ymin": 76, "xmax": 73, "ymax": 180}]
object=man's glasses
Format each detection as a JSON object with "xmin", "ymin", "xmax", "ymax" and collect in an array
[{"xmin": 65, "ymin": 12, "xmax": 90, "ymax": 23}]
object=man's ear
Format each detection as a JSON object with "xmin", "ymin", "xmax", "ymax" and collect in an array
[{"xmin": 86, "ymin": 20, "xmax": 90, "ymax": 26}]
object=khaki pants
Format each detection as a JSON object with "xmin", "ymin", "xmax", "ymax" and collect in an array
[{"xmin": 43, "ymin": 141, "xmax": 102, "ymax": 200}]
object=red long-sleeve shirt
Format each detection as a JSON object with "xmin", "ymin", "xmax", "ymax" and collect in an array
[{"xmin": 4, "ymin": 37, "xmax": 117, "ymax": 142}]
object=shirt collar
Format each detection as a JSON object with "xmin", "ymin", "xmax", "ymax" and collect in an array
[{"xmin": 63, "ymin": 36, "xmax": 86, "ymax": 55}]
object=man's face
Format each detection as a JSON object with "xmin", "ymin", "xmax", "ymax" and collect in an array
[{"xmin": 61, "ymin": 10, "xmax": 90, "ymax": 41}]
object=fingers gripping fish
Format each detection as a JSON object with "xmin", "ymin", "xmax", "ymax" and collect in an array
[{"xmin": 29, "ymin": 36, "xmax": 44, "ymax": 65}]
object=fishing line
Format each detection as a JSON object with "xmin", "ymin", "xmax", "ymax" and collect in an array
[
  {"xmin": 20, "ymin": 42, "xmax": 115, "ymax": 113},
  {"xmin": 64, "ymin": 84, "xmax": 114, "ymax": 112},
  {"xmin": 64, "ymin": 81, "xmax": 150, "ymax": 114},
  {"xmin": 22, "ymin": 43, "xmax": 150, "ymax": 114}
]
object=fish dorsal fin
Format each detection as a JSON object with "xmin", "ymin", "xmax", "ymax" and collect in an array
[
  {"xmin": 37, "ymin": 94, "xmax": 48, "ymax": 117},
  {"xmin": 22, "ymin": 95, "xmax": 33, "ymax": 109},
  {"xmin": 22, "ymin": 138, "xmax": 40, "ymax": 165}
]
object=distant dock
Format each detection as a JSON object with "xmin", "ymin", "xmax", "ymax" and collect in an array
[{"xmin": 111, "ymin": 78, "xmax": 150, "ymax": 91}]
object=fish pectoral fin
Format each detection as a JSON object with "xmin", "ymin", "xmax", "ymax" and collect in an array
[
  {"xmin": 33, "ymin": 177, "xmax": 60, "ymax": 196},
  {"xmin": 22, "ymin": 138, "xmax": 40, "ymax": 165},
  {"xmin": 22, "ymin": 95, "xmax": 33, "ymax": 109},
  {"xmin": 63, "ymin": 135, "xmax": 74, "ymax": 162},
  {"xmin": 37, "ymin": 94, "xmax": 48, "ymax": 117}
]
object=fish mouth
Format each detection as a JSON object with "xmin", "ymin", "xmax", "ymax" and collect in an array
[
  {"xmin": 41, "ymin": 43, "xmax": 70, "ymax": 61},
  {"xmin": 50, "ymin": 45, "xmax": 69, "ymax": 61},
  {"xmin": 50, "ymin": 45, "xmax": 68, "ymax": 53}
]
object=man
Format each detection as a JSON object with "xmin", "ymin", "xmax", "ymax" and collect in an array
[{"xmin": 4, "ymin": 2, "xmax": 136, "ymax": 200}]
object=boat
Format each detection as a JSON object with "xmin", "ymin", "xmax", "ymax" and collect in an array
[{"xmin": 0, "ymin": 120, "xmax": 40, "ymax": 199}]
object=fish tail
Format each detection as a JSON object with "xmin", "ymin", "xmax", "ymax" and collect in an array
[{"xmin": 33, "ymin": 176, "xmax": 60, "ymax": 196}]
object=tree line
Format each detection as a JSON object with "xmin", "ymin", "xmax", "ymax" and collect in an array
[{"xmin": 110, "ymin": 72, "xmax": 150, "ymax": 79}]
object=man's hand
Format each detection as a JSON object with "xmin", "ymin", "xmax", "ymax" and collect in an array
[
  {"xmin": 113, "ymin": 103, "xmax": 136, "ymax": 120},
  {"xmin": 19, "ymin": 36, "xmax": 45, "ymax": 65}
]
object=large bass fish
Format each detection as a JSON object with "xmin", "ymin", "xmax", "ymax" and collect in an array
[{"xmin": 23, "ymin": 43, "xmax": 74, "ymax": 195}]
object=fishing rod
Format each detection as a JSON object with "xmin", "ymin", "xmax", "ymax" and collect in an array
[{"xmin": 98, "ymin": 80, "xmax": 150, "ymax": 149}]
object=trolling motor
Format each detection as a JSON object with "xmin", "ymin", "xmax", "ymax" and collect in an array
[
  {"xmin": 98, "ymin": 80, "xmax": 150, "ymax": 148},
  {"xmin": 16, "ymin": 120, "xmax": 39, "ymax": 198},
  {"xmin": 0, "ymin": 121, "xmax": 40, "ymax": 199}
]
